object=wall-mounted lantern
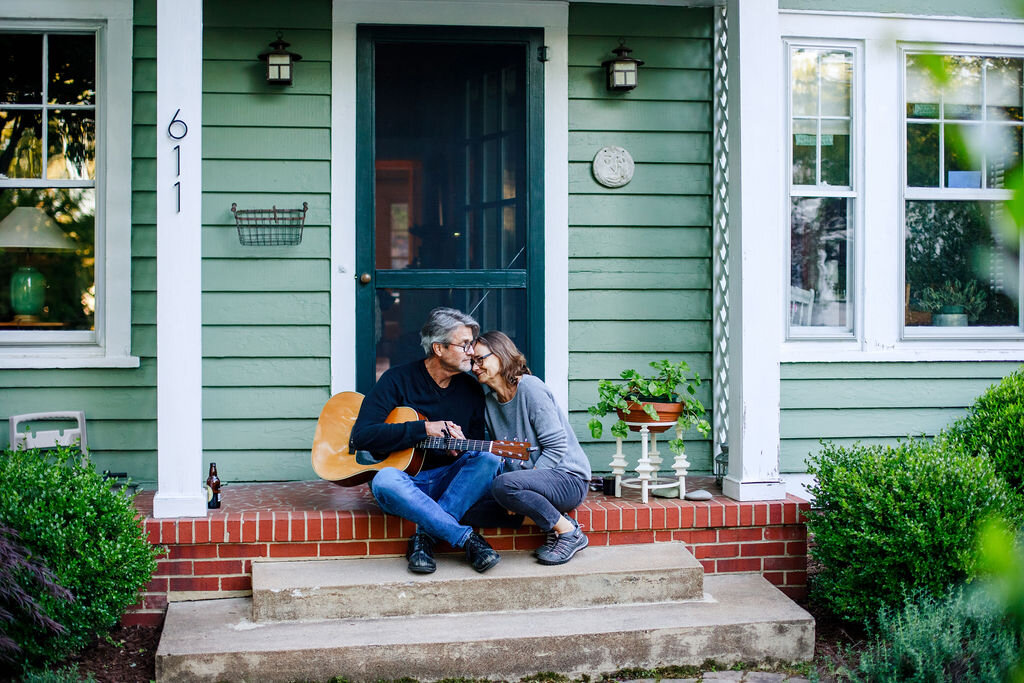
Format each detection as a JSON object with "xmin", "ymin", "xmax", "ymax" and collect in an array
[
  {"xmin": 602, "ymin": 40, "xmax": 643, "ymax": 91},
  {"xmin": 258, "ymin": 32, "xmax": 302, "ymax": 85}
]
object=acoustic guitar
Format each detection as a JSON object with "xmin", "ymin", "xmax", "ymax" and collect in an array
[{"xmin": 311, "ymin": 391, "xmax": 534, "ymax": 487}]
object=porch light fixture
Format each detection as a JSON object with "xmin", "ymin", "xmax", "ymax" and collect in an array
[
  {"xmin": 602, "ymin": 40, "xmax": 643, "ymax": 91},
  {"xmin": 258, "ymin": 32, "xmax": 302, "ymax": 85},
  {"xmin": 0, "ymin": 207, "xmax": 76, "ymax": 322}
]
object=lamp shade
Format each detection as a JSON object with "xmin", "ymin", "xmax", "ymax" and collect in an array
[{"xmin": 0, "ymin": 207, "xmax": 76, "ymax": 250}]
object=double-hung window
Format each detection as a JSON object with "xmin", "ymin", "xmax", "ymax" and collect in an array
[
  {"xmin": 903, "ymin": 50, "xmax": 1023, "ymax": 337},
  {"xmin": 786, "ymin": 43, "xmax": 857, "ymax": 338},
  {"xmin": 0, "ymin": 0, "xmax": 134, "ymax": 366}
]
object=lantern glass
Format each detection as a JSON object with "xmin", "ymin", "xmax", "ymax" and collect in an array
[{"xmin": 269, "ymin": 54, "xmax": 289, "ymax": 66}]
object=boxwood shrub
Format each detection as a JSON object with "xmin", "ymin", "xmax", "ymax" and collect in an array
[
  {"xmin": 944, "ymin": 368, "xmax": 1024, "ymax": 497},
  {"xmin": 0, "ymin": 447, "xmax": 162, "ymax": 671},
  {"xmin": 850, "ymin": 585, "xmax": 1023, "ymax": 682},
  {"xmin": 806, "ymin": 438, "xmax": 1021, "ymax": 625}
]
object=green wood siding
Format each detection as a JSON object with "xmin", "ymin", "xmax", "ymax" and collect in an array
[
  {"xmin": 779, "ymin": 0, "xmax": 1023, "ymax": 19},
  {"xmin": 0, "ymin": 0, "xmax": 159, "ymax": 484},
  {"xmin": 200, "ymin": 0, "xmax": 332, "ymax": 482},
  {"xmin": 779, "ymin": 361, "xmax": 1024, "ymax": 472},
  {"xmin": 568, "ymin": 4, "xmax": 715, "ymax": 473}
]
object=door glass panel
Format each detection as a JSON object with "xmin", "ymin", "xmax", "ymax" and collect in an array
[
  {"xmin": 374, "ymin": 42, "xmax": 526, "ymax": 271},
  {"xmin": 374, "ymin": 287, "xmax": 527, "ymax": 381}
]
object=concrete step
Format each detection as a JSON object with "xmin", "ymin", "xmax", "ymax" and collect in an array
[
  {"xmin": 157, "ymin": 574, "xmax": 814, "ymax": 682},
  {"xmin": 251, "ymin": 542, "xmax": 704, "ymax": 621}
]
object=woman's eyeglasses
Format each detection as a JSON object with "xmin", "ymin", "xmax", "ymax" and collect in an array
[{"xmin": 471, "ymin": 352, "xmax": 493, "ymax": 367}]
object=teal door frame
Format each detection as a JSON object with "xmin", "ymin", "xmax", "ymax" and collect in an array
[{"xmin": 355, "ymin": 25, "xmax": 545, "ymax": 392}]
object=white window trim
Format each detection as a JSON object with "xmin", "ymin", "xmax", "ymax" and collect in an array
[
  {"xmin": 0, "ymin": 0, "xmax": 137, "ymax": 369},
  {"xmin": 779, "ymin": 10, "xmax": 1024, "ymax": 363},
  {"xmin": 783, "ymin": 39, "xmax": 862, "ymax": 342},
  {"xmin": 329, "ymin": 0, "xmax": 570, "ymax": 409}
]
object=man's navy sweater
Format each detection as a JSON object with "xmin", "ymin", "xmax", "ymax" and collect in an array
[{"xmin": 349, "ymin": 359, "xmax": 486, "ymax": 470}]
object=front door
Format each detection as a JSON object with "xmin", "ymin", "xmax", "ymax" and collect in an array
[{"xmin": 355, "ymin": 26, "xmax": 544, "ymax": 391}]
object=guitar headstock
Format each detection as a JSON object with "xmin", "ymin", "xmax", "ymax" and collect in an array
[{"xmin": 490, "ymin": 440, "xmax": 534, "ymax": 461}]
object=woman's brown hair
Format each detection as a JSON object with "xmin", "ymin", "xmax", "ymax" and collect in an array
[{"xmin": 476, "ymin": 331, "xmax": 531, "ymax": 386}]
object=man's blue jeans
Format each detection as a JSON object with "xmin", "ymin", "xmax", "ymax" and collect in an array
[{"xmin": 370, "ymin": 451, "xmax": 503, "ymax": 548}]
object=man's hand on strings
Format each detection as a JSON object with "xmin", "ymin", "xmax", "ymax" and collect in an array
[{"xmin": 425, "ymin": 420, "xmax": 465, "ymax": 440}]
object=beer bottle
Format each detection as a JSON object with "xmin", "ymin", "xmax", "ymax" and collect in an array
[{"xmin": 206, "ymin": 462, "xmax": 221, "ymax": 509}]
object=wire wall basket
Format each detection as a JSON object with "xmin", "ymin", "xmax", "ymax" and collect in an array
[{"xmin": 231, "ymin": 202, "xmax": 308, "ymax": 246}]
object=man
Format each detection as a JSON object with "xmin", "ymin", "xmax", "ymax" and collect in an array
[{"xmin": 350, "ymin": 307, "xmax": 503, "ymax": 574}]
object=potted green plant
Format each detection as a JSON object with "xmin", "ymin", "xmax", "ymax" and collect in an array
[
  {"xmin": 586, "ymin": 360, "xmax": 710, "ymax": 456},
  {"xmin": 916, "ymin": 279, "xmax": 988, "ymax": 326}
]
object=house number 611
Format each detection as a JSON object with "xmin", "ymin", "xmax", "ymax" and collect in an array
[{"xmin": 168, "ymin": 109, "xmax": 188, "ymax": 213}]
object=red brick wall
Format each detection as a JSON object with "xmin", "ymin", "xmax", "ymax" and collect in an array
[{"xmin": 128, "ymin": 497, "xmax": 809, "ymax": 627}]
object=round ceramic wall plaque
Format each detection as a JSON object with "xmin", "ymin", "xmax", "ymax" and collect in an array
[{"xmin": 592, "ymin": 146, "xmax": 635, "ymax": 188}]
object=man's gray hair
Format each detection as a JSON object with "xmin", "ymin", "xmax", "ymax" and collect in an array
[{"xmin": 420, "ymin": 307, "xmax": 479, "ymax": 356}]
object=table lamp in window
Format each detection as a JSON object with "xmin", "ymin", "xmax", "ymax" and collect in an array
[{"xmin": 0, "ymin": 207, "xmax": 77, "ymax": 323}]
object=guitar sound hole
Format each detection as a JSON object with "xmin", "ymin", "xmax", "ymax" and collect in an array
[{"xmin": 355, "ymin": 450, "xmax": 382, "ymax": 466}]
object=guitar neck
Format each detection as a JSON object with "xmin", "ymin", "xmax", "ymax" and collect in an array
[{"xmin": 417, "ymin": 437, "xmax": 499, "ymax": 453}]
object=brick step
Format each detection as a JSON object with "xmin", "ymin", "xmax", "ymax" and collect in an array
[
  {"xmin": 251, "ymin": 542, "xmax": 704, "ymax": 622},
  {"xmin": 156, "ymin": 574, "xmax": 814, "ymax": 682}
]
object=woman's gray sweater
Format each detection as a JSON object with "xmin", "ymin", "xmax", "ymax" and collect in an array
[{"xmin": 484, "ymin": 374, "xmax": 592, "ymax": 481}]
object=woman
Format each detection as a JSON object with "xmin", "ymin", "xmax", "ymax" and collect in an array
[{"xmin": 471, "ymin": 331, "xmax": 591, "ymax": 565}]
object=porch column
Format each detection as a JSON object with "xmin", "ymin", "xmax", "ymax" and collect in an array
[
  {"xmin": 153, "ymin": 0, "xmax": 206, "ymax": 518},
  {"xmin": 722, "ymin": 0, "xmax": 786, "ymax": 501}
]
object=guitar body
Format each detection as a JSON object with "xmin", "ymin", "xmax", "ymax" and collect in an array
[{"xmin": 311, "ymin": 392, "xmax": 423, "ymax": 486}]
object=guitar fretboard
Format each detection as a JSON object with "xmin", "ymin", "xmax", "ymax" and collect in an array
[
  {"xmin": 415, "ymin": 436, "xmax": 531, "ymax": 460},
  {"xmin": 416, "ymin": 437, "xmax": 497, "ymax": 452}
]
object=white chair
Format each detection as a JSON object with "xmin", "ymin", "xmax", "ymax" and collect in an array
[
  {"xmin": 790, "ymin": 286, "xmax": 815, "ymax": 326},
  {"xmin": 9, "ymin": 411, "xmax": 89, "ymax": 456}
]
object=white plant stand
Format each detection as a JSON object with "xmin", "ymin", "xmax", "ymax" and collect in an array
[{"xmin": 610, "ymin": 419, "xmax": 690, "ymax": 504}]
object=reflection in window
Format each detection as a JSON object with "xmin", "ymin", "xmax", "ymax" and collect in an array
[
  {"xmin": 791, "ymin": 48, "xmax": 852, "ymax": 188},
  {"xmin": 0, "ymin": 189, "xmax": 95, "ymax": 329},
  {"xmin": 0, "ymin": 31, "xmax": 96, "ymax": 331},
  {"xmin": 373, "ymin": 42, "xmax": 526, "ymax": 272},
  {"xmin": 906, "ymin": 54, "xmax": 1023, "ymax": 189},
  {"xmin": 788, "ymin": 45, "xmax": 856, "ymax": 333},
  {"xmin": 904, "ymin": 201, "xmax": 1018, "ymax": 327},
  {"xmin": 791, "ymin": 198, "xmax": 851, "ymax": 328}
]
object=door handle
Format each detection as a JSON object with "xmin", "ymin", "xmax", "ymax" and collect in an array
[{"xmin": 359, "ymin": 273, "xmax": 372, "ymax": 284}]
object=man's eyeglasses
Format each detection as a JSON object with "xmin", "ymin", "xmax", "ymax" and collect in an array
[
  {"xmin": 471, "ymin": 352, "xmax": 493, "ymax": 367},
  {"xmin": 446, "ymin": 340, "xmax": 475, "ymax": 354}
]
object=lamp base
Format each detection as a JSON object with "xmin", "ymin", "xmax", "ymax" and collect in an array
[{"xmin": 10, "ymin": 265, "xmax": 46, "ymax": 319}]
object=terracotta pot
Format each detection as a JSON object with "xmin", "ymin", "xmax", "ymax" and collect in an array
[{"xmin": 615, "ymin": 401, "xmax": 682, "ymax": 433}]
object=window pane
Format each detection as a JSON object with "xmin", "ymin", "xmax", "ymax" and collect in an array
[
  {"xmin": 820, "ymin": 119, "xmax": 851, "ymax": 186},
  {"xmin": 944, "ymin": 56, "xmax": 983, "ymax": 120},
  {"xmin": 905, "ymin": 200, "xmax": 1018, "ymax": 327},
  {"xmin": 985, "ymin": 124, "xmax": 1023, "ymax": 189},
  {"xmin": 0, "ymin": 110, "xmax": 43, "ymax": 179},
  {"xmin": 907, "ymin": 122, "xmax": 939, "ymax": 187},
  {"xmin": 791, "ymin": 49, "xmax": 819, "ymax": 117},
  {"xmin": 47, "ymin": 34, "xmax": 95, "ymax": 105},
  {"xmin": 820, "ymin": 51, "xmax": 852, "ymax": 116},
  {"xmin": 373, "ymin": 287, "xmax": 526, "ymax": 381},
  {"xmin": 792, "ymin": 119, "xmax": 817, "ymax": 185},
  {"xmin": 987, "ymin": 57, "xmax": 1023, "ymax": 122},
  {"xmin": 906, "ymin": 54, "xmax": 941, "ymax": 119},
  {"xmin": 0, "ymin": 188, "xmax": 95, "ymax": 330},
  {"xmin": 0, "ymin": 34, "xmax": 42, "ymax": 104},
  {"xmin": 791, "ymin": 47, "xmax": 853, "ymax": 189},
  {"xmin": 790, "ymin": 197, "xmax": 851, "ymax": 328},
  {"xmin": 47, "ymin": 110, "xmax": 95, "ymax": 180},
  {"xmin": 945, "ymin": 123, "xmax": 982, "ymax": 187}
]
